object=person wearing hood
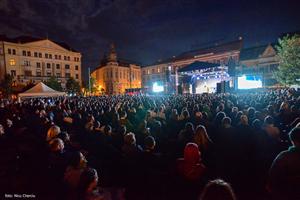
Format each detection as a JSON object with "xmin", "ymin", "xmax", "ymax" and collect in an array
[{"xmin": 177, "ymin": 143, "xmax": 206, "ymax": 181}]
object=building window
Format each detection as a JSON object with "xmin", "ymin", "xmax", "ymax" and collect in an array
[
  {"xmin": 65, "ymin": 64, "xmax": 70, "ymax": 69},
  {"xmin": 152, "ymin": 69, "xmax": 155, "ymax": 74},
  {"xmin": 8, "ymin": 48, "xmax": 11, "ymax": 54},
  {"xmin": 46, "ymin": 72, "xmax": 52, "ymax": 76},
  {"xmin": 22, "ymin": 50, "xmax": 26, "ymax": 56},
  {"xmin": 56, "ymin": 73, "xmax": 61, "ymax": 77},
  {"xmin": 34, "ymin": 52, "xmax": 38, "ymax": 57},
  {"xmin": 157, "ymin": 67, "xmax": 160, "ymax": 73},
  {"xmin": 64, "ymin": 56, "xmax": 67, "ymax": 60},
  {"xmin": 12, "ymin": 49, "xmax": 16, "ymax": 55},
  {"xmin": 75, "ymin": 74, "xmax": 79, "ymax": 79},
  {"xmin": 9, "ymin": 59, "xmax": 16, "ymax": 66},
  {"xmin": 36, "ymin": 62, "xmax": 41, "ymax": 68},
  {"xmin": 65, "ymin": 73, "xmax": 71, "ymax": 78},
  {"xmin": 27, "ymin": 51, "xmax": 31, "ymax": 56},
  {"xmin": 56, "ymin": 64, "xmax": 60, "ymax": 69},
  {"xmin": 36, "ymin": 71, "xmax": 41, "ymax": 77},
  {"xmin": 11, "ymin": 70, "xmax": 16, "ymax": 77},
  {"xmin": 24, "ymin": 70, "xmax": 32, "ymax": 76},
  {"xmin": 55, "ymin": 55, "xmax": 58, "ymax": 59},
  {"xmin": 39, "ymin": 53, "xmax": 42, "ymax": 58},
  {"xmin": 67, "ymin": 56, "xmax": 70, "ymax": 61},
  {"xmin": 24, "ymin": 60, "xmax": 30, "ymax": 66},
  {"xmin": 45, "ymin": 53, "xmax": 48, "ymax": 58},
  {"xmin": 115, "ymin": 71, "xmax": 118, "ymax": 78},
  {"xmin": 59, "ymin": 55, "xmax": 61, "ymax": 60},
  {"xmin": 110, "ymin": 70, "xmax": 113, "ymax": 78},
  {"xmin": 47, "ymin": 63, "xmax": 51, "ymax": 69},
  {"xmin": 75, "ymin": 65, "xmax": 79, "ymax": 70},
  {"xmin": 49, "ymin": 54, "xmax": 52, "ymax": 59}
]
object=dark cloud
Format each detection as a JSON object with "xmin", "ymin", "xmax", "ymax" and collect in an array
[{"xmin": 0, "ymin": 0, "xmax": 300, "ymax": 80}]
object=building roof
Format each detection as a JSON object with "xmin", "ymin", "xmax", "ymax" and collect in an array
[
  {"xmin": 239, "ymin": 44, "xmax": 275, "ymax": 61},
  {"xmin": 92, "ymin": 58, "xmax": 141, "ymax": 72},
  {"xmin": 176, "ymin": 39, "xmax": 243, "ymax": 60},
  {"xmin": 0, "ymin": 34, "xmax": 79, "ymax": 52},
  {"xmin": 178, "ymin": 61, "xmax": 219, "ymax": 73},
  {"xmin": 148, "ymin": 39, "xmax": 243, "ymax": 66}
]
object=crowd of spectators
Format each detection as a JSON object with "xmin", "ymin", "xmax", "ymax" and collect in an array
[{"xmin": 0, "ymin": 88, "xmax": 300, "ymax": 200}]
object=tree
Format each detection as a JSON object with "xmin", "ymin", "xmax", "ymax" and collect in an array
[
  {"xmin": 66, "ymin": 77, "xmax": 80, "ymax": 94},
  {"xmin": 90, "ymin": 77, "xmax": 97, "ymax": 94},
  {"xmin": 21, "ymin": 82, "xmax": 35, "ymax": 92},
  {"xmin": 274, "ymin": 34, "xmax": 300, "ymax": 86},
  {"xmin": 45, "ymin": 76, "xmax": 62, "ymax": 91},
  {"xmin": 0, "ymin": 74, "xmax": 13, "ymax": 98}
]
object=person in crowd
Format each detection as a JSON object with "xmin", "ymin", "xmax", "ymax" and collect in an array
[
  {"xmin": 0, "ymin": 89, "xmax": 299, "ymax": 200},
  {"xmin": 46, "ymin": 125, "xmax": 61, "ymax": 142},
  {"xmin": 0, "ymin": 123, "xmax": 5, "ymax": 136},
  {"xmin": 177, "ymin": 143, "xmax": 206, "ymax": 181},
  {"xmin": 85, "ymin": 115, "xmax": 95, "ymax": 132},
  {"xmin": 263, "ymin": 115, "xmax": 280, "ymax": 140},
  {"xmin": 193, "ymin": 125, "xmax": 213, "ymax": 162},
  {"xmin": 119, "ymin": 111, "xmax": 134, "ymax": 133},
  {"xmin": 268, "ymin": 127, "xmax": 300, "ymax": 199},
  {"xmin": 112, "ymin": 125, "xmax": 126, "ymax": 150},
  {"xmin": 78, "ymin": 168, "xmax": 109, "ymax": 200},
  {"xmin": 57, "ymin": 131, "xmax": 77, "ymax": 152},
  {"xmin": 64, "ymin": 151, "xmax": 88, "ymax": 199},
  {"xmin": 199, "ymin": 179, "xmax": 236, "ymax": 200},
  {"xmin": 121, "ymin": 132, "xmax": 142, "ymax": 158},
  {"xmin": 178, "ymin": 122, "xmax": 195, "ymax": 148},
  {"xmin": 48, "ymin": 138, "xmax": 66, "ymax": 175}
]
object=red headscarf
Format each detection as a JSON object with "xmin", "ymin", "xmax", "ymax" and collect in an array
[{"xmin": 177, "ymin": 143, "xmax": 206, "ymax": 181}]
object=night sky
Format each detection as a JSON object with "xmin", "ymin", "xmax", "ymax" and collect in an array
[{"xmin": 0, "ymin": 0, "xmax": 300, "ymax": 80}]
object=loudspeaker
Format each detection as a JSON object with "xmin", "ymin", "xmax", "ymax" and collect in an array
[
  {"xmin": 217, "ymin": 81, "xmax": 230, "ymax": 93},
  {"xmin": 216, "ymin": 82, "xmax": 222, "ymax": 93},
  {"xmin": 177, "ymin": 85, "xmax": 183, "ymax": 95},
  {"xmin": 224, "ymin": 81, "xmax": 230, "ymax": 92},
  {"xmin": 227, "ymin": 57, "xmax": 236, "ymax": 77}
]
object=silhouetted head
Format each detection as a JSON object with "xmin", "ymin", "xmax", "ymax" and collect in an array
[
  {"xmin": 289, "ymin": 127, "xmax": 300, "ymax": 147},
  {"xmin": 199, "ymin": 179, "xmax": 236, "ymax": 200}
]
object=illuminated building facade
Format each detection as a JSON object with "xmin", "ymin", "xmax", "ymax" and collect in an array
[
  {"xmin": 142, "ymin": 38, "xmax": 242, "ymax": 93},
  {"xmin": 91, "ymin": 44, "xmax": 142, "ymax": 95},
  {"xmin": 237, "ymin": 44, "xmax": 279, "ymax": 86},
  {"xmin": 0, "ymin": 35, "xmax": 82, "ymax": 88}
]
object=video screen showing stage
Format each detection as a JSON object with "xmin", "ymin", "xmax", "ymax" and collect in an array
[
  {"xmin": 237, "ymin": 75, "xmax": 262, "ymax": 89},
  {"xmin": 152, "ymin": 82, "xmax": 164, "ymax": 93}
]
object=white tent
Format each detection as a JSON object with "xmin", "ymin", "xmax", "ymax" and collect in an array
[{"xmin": 18, "ymin": 82, "xmax": 66, "ymax": 98}]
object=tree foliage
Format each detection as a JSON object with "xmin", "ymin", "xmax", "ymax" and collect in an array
[
  {"xmin": 274, "ymin": 34, "xmax": 300, "ymax": 86},
  {"xmin": 66, "ymin": 77, "xmax": 80, "ymax": 94},
  {"xmin": 45, "ymin": 76, "xmax": 62, "ymax": 91},
  {"xmin": 21, "ymin": 82, "xmax": 35, "ymax": 92},
  {"xmin": 0, "ymin": 74, "xmax": 13, "ymax": 97},
  {"xmin": 90, "ymin": 77, "xmax": 97, "ymax": 93}
]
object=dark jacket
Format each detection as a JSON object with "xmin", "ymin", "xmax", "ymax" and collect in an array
[{"xmin": 269, "ymin": 146, "xmax": 300, "ymax": 199}]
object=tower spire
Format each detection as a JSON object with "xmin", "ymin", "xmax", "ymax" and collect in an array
[{"xmin": 108, "ymin": 43, "xmax": 117, "ymax": 63}]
